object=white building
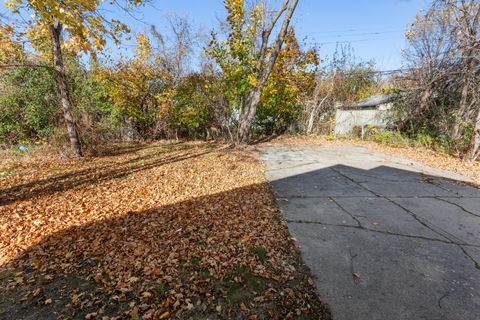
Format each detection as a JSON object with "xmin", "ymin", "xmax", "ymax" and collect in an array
[{"xmin": 334, "ymin": 94, "xmax": 397, "ymax": 136}]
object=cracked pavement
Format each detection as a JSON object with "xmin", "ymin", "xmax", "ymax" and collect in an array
[{"xmin": 259, "ymin": 145, "xmax": 480, "ymax": 320}]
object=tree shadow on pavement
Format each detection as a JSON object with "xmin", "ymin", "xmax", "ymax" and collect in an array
[{"xmin": 267, "ymin": 162, "xmax": 480, "ymax": 320}]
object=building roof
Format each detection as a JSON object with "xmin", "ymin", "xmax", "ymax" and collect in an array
[{"xmin": 341, "ymin": 93, "xmax": 399, "ymax": 110}]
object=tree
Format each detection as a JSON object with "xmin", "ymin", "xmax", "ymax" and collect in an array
[
  {"xmin": 5, "ymin": 0, "xmax": 144, "ymax": 156},
  {"xmin": 303, "ymin": 45, "xmax": 377, "ymax": 134},
  {"xmin": 0, "ymin": 22, "xmax": 25, "ymax": 65},
  {"xmin": 400, "ymin": 0, "xmax": 479, "ymax": 160},
  {"xmin": 444, "ymin": 0, "xmax": 480, "ymax": 160},
  {"xmin": 150, "ymin": 14, "xmax": 198, "ymax": 84},
  {"xmin": 258, "ymin": 28, "xmax": 319, "ymax": 135},
  {"xmin": 208, "ymin": 0, "xmax": 300, "ymax": 144},
  {"xmin": 94, "ymin": 33, "xmax": 171, "ymax": 139}
]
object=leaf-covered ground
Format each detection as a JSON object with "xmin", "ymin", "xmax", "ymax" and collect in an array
[{"xmin": 0, "ymin": 142, "xmax": 331, "ymax": 319}]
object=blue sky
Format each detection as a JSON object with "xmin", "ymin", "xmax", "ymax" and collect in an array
[
  {"xmin": 125, "ymin": 0, "xmax": 430, "ymax": 69},
  {"xmin": 1, "ymin": 0, "xmax": 431, "ymax": 70}
]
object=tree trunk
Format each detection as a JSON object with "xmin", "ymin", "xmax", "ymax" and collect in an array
[
  {"xmin": 305, "ymin": 81, "xmax": 322, "ymax": 134},
  {"xmin": 49, "ymin": 23, "xmax": 83, "ymax": 157},
  {"xmin": 306, "ymin": 85, "xmax": 334, "ymax": 134},
  {"xmin": 469, "ymin": 106, "xmax": 480, "ymax": 161},
  {"xmin": 237, "ymin": 0, "xmax": 299, "ymax": 144},
  {"xmin": 238, "ymin": 89, "xmax": 262, "ymax": 143},
  {"xmin": 451, "ymin": 65, "xmax": 472, "ymax": 150},
  {"xmin": 452, "ymin": 5, "xmax": 479, "ymax": 156}
]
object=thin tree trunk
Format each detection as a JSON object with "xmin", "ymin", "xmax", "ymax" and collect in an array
[
  {"xmin": 305, "ymin": 80, "xmax": 323, "ymax": 134},
  {"xmin": 469, "ymin": 105, "xmax": 480, "ymax": 161},
  {"xmin": 49, "ymin": 23, "xmax": 83, "ymax": 157},
  {"xmin": 453, "ymin": 5, "xmax": 479, "ymax": 156},
  {"xmin": 237, "ymin": 0, "xmax": 299, "ymax": 144},
  {"xmin": 451, "ymin": 62, "xmax": 472, "ymax": 149},
  {"xmin": 306, "ymin": 85, "xmax": 334, "ymax": 134}
]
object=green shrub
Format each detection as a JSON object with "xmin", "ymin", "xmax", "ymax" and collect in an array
[
  {"xmin": 0, "ymin": 67, "xmax": 59, "ymax": 145},
  {"xmin": 415, "ymin": 132, "xmax": 434, "ymax": 148},
  {"xmin": 368, "ymin": 130, "xmax": 408, "ymax": 146}
]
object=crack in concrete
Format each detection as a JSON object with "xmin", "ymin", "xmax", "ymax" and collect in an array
[
  {"xmin": 386, "ymin": 197, "xmax": 480, "ymax": 271},
  {"xmin": 437, "ymin": 291, "xmax": 450, "ymax": 309},
  {"xmin": 420, "ymin": 173, "xmax": 453, "ymax": 190},
  {"xmin": 329, "ymin": 167, "xmax": 382, "ymax": 197},
  {"xmin": 434, "ymin": 197, "xmax": 480, "ymax": 218},
  {"xmin": 284, "ymin": 219, "xmax": 480, "ymax": 247},
  {"xmin": 266, "ymin": 161, "xmax": 322, "ymax": 172},
  {"xmin": 327, "ymin": 167, "xmax": 480, "ymax": 270},
  {"xmin": 348, "ymin": 247, "xmax": 364, "ymax": 286},
  {"xmin": 329, "ymin": 197, "xmax": 363, "ymax": 228},
  {"xmin": 385, "ymin": 197, "xmax": 462, "ymax": 242},
  {"xmin": 330, "ymin": 167, "xmax": 465, "ymax": 243},
  {"xmin": 333, "ymin": 170, "xmax": 427, "ymax": 183}
]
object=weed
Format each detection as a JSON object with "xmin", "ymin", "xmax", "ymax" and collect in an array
[
  {"xmin": 156, "ymin": 283, "xmax": 169, "ymax": 298},
  {"xmin": 248, "ymin": 246, "xmax": 268, "ymax": 263}
]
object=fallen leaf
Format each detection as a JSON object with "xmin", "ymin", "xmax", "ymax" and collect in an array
[
  {"xmin": 159, "ymin": 311, "xmax": 169, "ymax": 319},
  {"xmin": 32, "ymin": 288, "xmax": 42, "ymax": 298},
  {"xmin": 130, "ymin": 306, "xmax": 139, "ymax": 320}
]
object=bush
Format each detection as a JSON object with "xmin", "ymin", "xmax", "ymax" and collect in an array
[
  {"xmin": 0, "ymin": 67, "xmax": 59, "ymax": 146},
  {"xmin": 170, "ymin": 74, "xmax": 214, "ymax": 139},
  {"xmin": 368, "ymin": 130, "xmax": 409, "ymax": 146},
  {"xmin": 414, "ymin": 132, "xmax": 433, "ymax": 148}
]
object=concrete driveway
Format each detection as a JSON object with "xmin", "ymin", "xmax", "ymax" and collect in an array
[{"xmin": 260, "ymin": 145, "xmax": 480, "ymax": 320}]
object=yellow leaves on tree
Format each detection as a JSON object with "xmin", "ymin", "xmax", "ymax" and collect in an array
[
  {"xmin": 5, "ymin": 0, "xmax": 141, "ymax": 58},
  {"xmin": 258, "ymin": 29, "xmax": 319, "ymax": 130},
  {"xmin": 207, "ymin": 0, "xmax": 266, "ymax": 105},
  {"xmin": 268, "ymin": 28, "xmax": 319, "ymax": 93},
  {"xmin": 0, "ymin": 23, "xmax": 24, "ymax": 64},
  {"xmin": 94, "ymin": 34, "xmax": 171, "ymax": 135},
  {"xmin": 135, "ymin": 33, "xmax": 152, "ymax": 62}
]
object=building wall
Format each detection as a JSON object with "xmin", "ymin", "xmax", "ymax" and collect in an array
[{"xmin": 334, "ymin": 109, "xmax": 390, "ymax": 135}]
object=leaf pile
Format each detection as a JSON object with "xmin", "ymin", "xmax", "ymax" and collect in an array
[{"xmin": 0, "ymin": 142, "xmax": 330, "ymax": 319}]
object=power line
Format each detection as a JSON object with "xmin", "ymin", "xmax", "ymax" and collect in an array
[
  {"xmin": 310, "ymin": 29, "xmax": 405, "ymax": 38},
  {"xmin": 319, "ymin": 68, "xmax": 412, "ymax": 76},
  {"xmin": 313, "ymin": 36, "xmax": 400, "ymax": 45},
  {"xmin": 306, "ymin": 26, "xmax": 405, "ymax": 35}
]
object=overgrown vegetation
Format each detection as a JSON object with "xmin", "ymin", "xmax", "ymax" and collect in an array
[
  {"xmin": 0, "ymin": 0, "xmax": 387, "ymax": 156},
  {"xmin": 1, "ymin": 0, "xmax": 478, "ymax": 158},
  {"xmin": 393, "ymin": 0, "xmax": 480, "ymax": 160}
]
